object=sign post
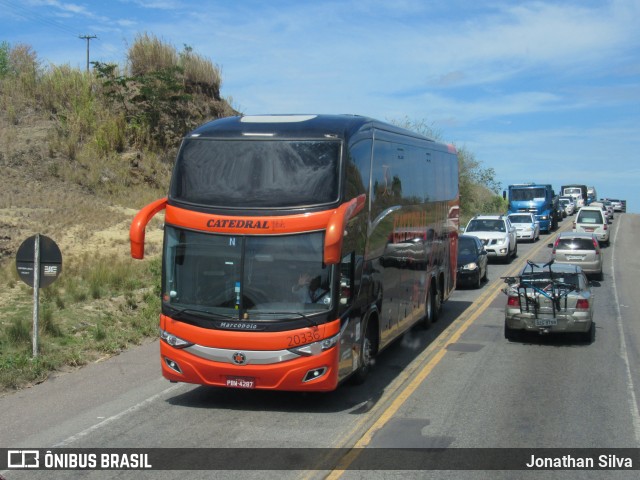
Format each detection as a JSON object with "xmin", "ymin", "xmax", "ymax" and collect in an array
[
  {"xmin": 32, "ymin": 234, "xmax": 40, "ymax": 357},
  {"xmin": 15, "ymin": 234, "xmax": 62, "ymax": 358}
]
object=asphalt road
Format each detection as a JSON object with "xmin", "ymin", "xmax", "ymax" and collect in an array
[{"xmin": 1, "ymin": 213, "xmax": 639, "ymax": 480}]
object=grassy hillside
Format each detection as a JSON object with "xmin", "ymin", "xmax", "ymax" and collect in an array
[{"xmin": 0, "ymin": 34, "xmax": 236, "ymax": 393}]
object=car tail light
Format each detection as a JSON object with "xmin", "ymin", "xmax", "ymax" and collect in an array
[
  {"xmin": 592, "ymin": 237, "xmax": 599, "ymax": 253},
  {"xmin": 507, "ymin": 295, "xmax": 520, "ymax": 307},
  {"xmin": 552, "ymin": 237, "xmax": 560, "ymax": 255},
  {"xmin": 576, "ymin": 299, "xmax": 589, "ymax": 310},
  {"xmin": 603, "ymin": 224, "xmax": 608, "ymax": 230}
]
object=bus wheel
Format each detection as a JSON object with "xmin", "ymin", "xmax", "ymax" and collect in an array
[
  {"xmin": 352, "ymin": 320, "xmax": 374, "ymax": 385},
  {"xmin": 421, "ymin": 285, "xmax": 435, "ymax": 329},
  {"xmin": 432, "ymin": 283, "xmax": 442, "ymax": 322}
]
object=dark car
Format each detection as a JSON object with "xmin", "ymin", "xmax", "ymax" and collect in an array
[{"xmin": 456, "ymin": 235, "xmax": 488, "ymax": 289}]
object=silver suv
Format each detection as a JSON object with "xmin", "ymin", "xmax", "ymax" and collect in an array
[{"xmin": 464, "ymin": 215, "xmax": 517, "ymax": 263}]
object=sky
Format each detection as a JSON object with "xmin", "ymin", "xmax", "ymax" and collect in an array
[{"xmin": 1, "ymin": 0, "xmax": 639, "ymax": 212}]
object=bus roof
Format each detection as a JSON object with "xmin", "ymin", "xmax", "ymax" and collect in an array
[{"xmin": 186, "ymin": 114, "xmax": 440, "ymax": 144}]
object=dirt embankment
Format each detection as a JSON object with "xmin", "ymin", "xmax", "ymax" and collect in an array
[{"xmin": 0, "ymin": 117, "xmax": 164, "ymax": 267}]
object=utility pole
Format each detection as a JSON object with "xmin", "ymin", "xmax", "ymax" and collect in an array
[{"xmin": 79, "ymin": 34, "xmax": 97, "ymax": 72}]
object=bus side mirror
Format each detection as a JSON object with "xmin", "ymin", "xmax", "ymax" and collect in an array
[{"xmin": 130, "ymin": 197, "xmax": 167, "ymax": 259}]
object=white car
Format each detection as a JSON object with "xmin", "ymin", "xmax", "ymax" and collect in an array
[
  {"xmin": 590, "ymin": 202, "xmax": 611, "ymax": 223},
  {"xmin": 574, "ymin": 206, "xmax": 610, "ymax": 246},
  {"xmin": 508, "ymin": 213, "xmax": 540, "ymax": 242},
  {"xmin": 608, "ymin": 199, "xmax": 623, "ymax": 212},
  {"xmin": 558, "ymin": 196, "xmax": 576, "ymax": 216},
  {"xmin": 464, "ymin": 215, "xmax": 517, "ymax": 263},
  {"xmin": 601, "ymin": 200, "xmax": 615, "ymax": 221}
]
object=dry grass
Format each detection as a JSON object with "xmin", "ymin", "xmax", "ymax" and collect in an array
[
  {"xmin": 128, "ymin": 33, "xmax": 179, "ymax": 77},
  {"xmin": 129, "ymin": 32, "xmax": 222, "ymax": 94}
]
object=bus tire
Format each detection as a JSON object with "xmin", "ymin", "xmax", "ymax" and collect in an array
[
  {"xmin": 352, "ymin": 319, "xmax": 375, "ymax": 385},
  {"xmin": 421, "ymin": 283, "xmax": 436, "ymax": 328},
  {"xmin": 433, "ymin": 282, "xmax": 442, "ymax": 322}
]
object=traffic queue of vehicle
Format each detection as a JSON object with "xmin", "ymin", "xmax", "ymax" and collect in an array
[{"xmin": 456, "ymin": 185, "xmax": 624, "ymax": 344}]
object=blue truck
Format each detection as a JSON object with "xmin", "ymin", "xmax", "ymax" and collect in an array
[{"xmin": 503, "ymin": 183, "xmax": 559, "ymax": 233}]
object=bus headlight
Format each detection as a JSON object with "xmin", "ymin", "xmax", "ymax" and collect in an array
[
  {"xmin": 289, "ymin": 332, "xmax": 340, "ymax": 356},
  {"xmin": 160, "ymin": 329, "xmax": 194, "ymax": 349}
]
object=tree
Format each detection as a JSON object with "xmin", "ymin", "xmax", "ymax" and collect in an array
[{"xmin": 457, "ymin": 146, "xmax": 505, "ymax": 216}]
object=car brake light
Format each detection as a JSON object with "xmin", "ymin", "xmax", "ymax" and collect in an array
[
  {"xmin": 576, "ymin": 299, "xmax": 589, "ymax": 310},
  {"xmin": 592, "ymin": 237, "xmax": 599, "ymax": 253},
  {"xmin": 507, "ymin": 295, "xmax": 520, "ymax": 307}
]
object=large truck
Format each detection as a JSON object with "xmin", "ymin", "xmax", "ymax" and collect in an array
[
  {"xmin": 503, "ymin": 183, "xmax": 559, "ymax": 233},
  {"xmin": 560, "ymin": 184, "xmax": 588, "ymax": 209},
  {"xmin": 587, "ymin": 186, "xmax": 597, "ymax": 205}
]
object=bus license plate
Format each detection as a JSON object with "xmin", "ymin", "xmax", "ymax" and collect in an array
[
  {"xmin": 226, "ymin": 377, "xmax": 255, "ymax": 389},
  {"xmin": 535, "ymin": 318, "xmax": 557, "ymax": 327}
]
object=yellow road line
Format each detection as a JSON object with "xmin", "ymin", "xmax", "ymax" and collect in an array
[{"xmin": 325, "ymin": 228, "xmax": 563, "ymax": 478}]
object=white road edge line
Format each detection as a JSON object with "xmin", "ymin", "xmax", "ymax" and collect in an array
[
  {"xmin": 611, "ymin": 215, "xmax": 640, "ymax": 445},
  {"xmin": 53, "ymin": 383, "xmax": 184, "ymax": 447}
]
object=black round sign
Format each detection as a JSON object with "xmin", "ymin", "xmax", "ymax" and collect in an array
[{"xmin": 16, "ymin": 235, "xmax": 63, "ymax": 288}]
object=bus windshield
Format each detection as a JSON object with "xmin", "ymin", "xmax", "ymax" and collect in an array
[
  {"xmin": 170, "ymin": 139, "xmax": 341, "ymax": 208},
  {"xmin": 162, "ymin": 226, "xmax": 333, "ymax": 320}
]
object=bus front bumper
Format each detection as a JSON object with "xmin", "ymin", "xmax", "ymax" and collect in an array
[{"xmin": 160, "ymin": 340, "xmax": 341, "ymax": 392}]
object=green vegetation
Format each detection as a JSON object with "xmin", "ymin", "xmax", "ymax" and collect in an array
[
  {"xmin": 457, "ymin": 146, "xmax": 508, "ymax": 225},
  {"xmin": 0, "ymin": 255, "xmax": 161, "ymax": 390}
]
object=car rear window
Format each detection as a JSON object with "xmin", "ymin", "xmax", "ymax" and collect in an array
[
  {"xmin": 458, "ymin": 237, "xmax": 477, "ymax": 255},
  {"xmin": 556, "ymin": 238, "xmax": 595, "ymax": 250},
  {"xmin": 466, "ymin": 219, "xmax": 505, "ymax": 232},
  {"xmin": 577, "ymin": 210, "xmax": 603, "ymax": 224}
]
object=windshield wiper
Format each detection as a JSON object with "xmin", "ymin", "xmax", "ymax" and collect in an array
[
  {"xmin": 258, "ymin": 311, "xmax": 319, "ymax": 328},
  {"xmin": 165, "ymin": 305, "xmax": 238, "ymax": 321}
]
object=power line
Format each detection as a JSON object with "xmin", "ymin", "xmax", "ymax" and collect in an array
[
  {"xmin": 1, "ymin": 0, "xmax": 100, "ymax": 69},
  {"xmin": 79, "ymin": 34, "xmax": 98, "ymax": 72},
  {"xmin": 0, "ymin": 0, "xmax": 80, "ymax": 37}
]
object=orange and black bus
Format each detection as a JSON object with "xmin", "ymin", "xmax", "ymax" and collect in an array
[{"xmin": 130, "ymin": 114, "xmax": 459, "ymax": 391}]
